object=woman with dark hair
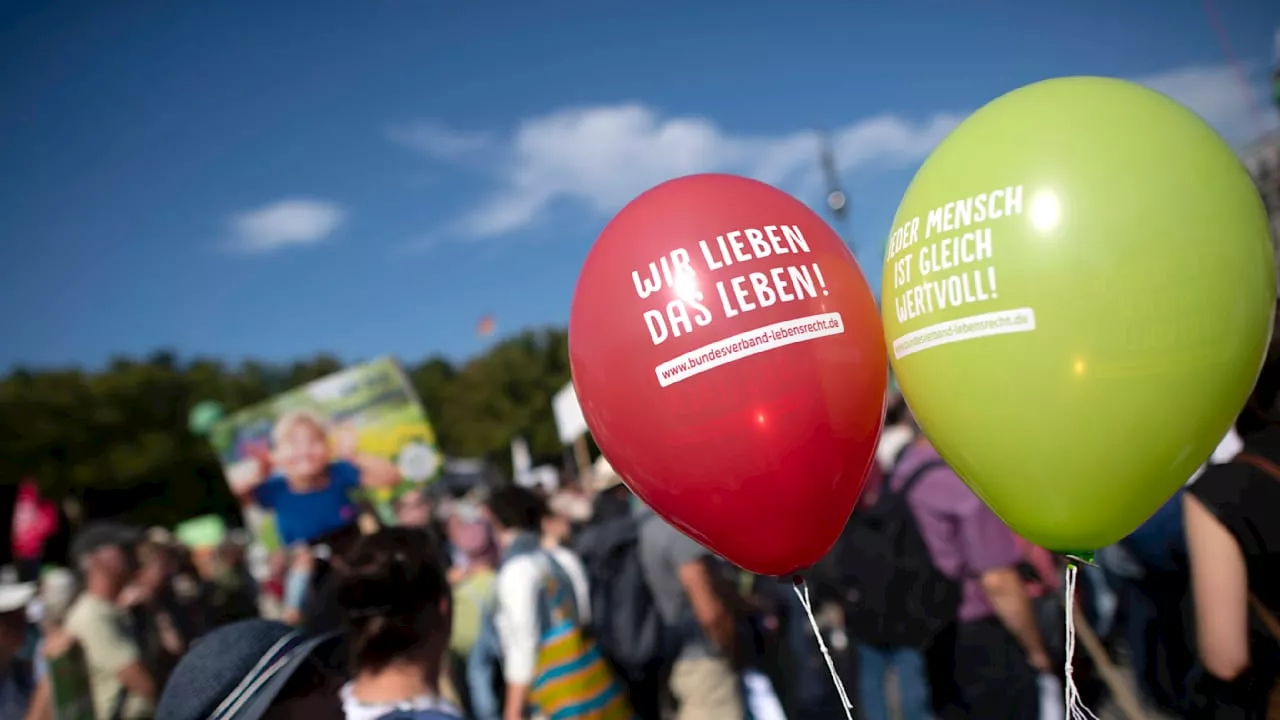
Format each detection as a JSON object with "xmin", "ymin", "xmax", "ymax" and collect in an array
[
  {"xmin": 1184, "ymin": 308, "xmax": 1280, "ymax": 718},
  {"xmin": 334, "ymin": 527, "xmax": 464, "ymax": 720}
]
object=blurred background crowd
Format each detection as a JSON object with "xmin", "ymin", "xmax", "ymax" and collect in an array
[
  {"xmin": 0, "ymin": 354, "xmax": 1278, "ymax": 720},
  {"xmin": 4, "ymin": 2, "xmax": 1280, "ymax": 719}
]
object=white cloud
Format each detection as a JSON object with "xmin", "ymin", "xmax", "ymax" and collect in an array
[
  {"xmin": 1137, "ymin": 62, "xmax": 1277, "ymax": 145},
  {"xmin": 432, "ymin": 105, "xmax": 962, "ymax": 239},
  {"xmin": 387, "ymin": 121, "xmax": 492, "ymax": 160},
  {"xmin": 228, "ymin": 198, "xmax": 347, "ymax": 254},
  {"xmin": 404, "ymin": 62, "xmax": 1272, "ymax": 240}
]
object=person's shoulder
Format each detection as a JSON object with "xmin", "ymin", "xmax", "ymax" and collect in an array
[
  {"xmin": 498, "ymin": 553, "xmax": 542, "ymax": 579},
  {"xmin": 255, "ymin": 474, "xmax": 290, "ymax": 498},
  {"xmin": 328, "ymin": 459, "xmax": 362, "ymax": 486},
  {"xmin": 62, "ymin": 595, "xmax": 90, "ymax": 631},
  {"xmin": 546, "ymin": 544, "xmax": 577, "ymax": 564},
  {"xmin": 1189, "ymin": 459, "xmax": 1262, "ymax": 507},
  {"xmin": 64, "ymin": 594, "xmax": 115, "ymax": 633},
  {"xmin": 495, "ymin": 554, "xmax": 544, "ymax": 600},
  {"xmin": 896, "ymin": 446, "xmax": 964, "ymax": 496},
  {"xmin": 1191, "ymin": 452, "xmax": 1280, "ymax": 532},
  {"xmin": 65, "ymin": 593, "xmax": 105, "ymax": 619}
]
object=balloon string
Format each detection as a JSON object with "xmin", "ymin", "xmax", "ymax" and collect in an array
[
  {"xmin": 1064, "ymin": 563, "xmax": 1100, "ymax": 720},
  {"xmin": 791, "ymin": 577, "xmax": 854, "ymax": 720}
]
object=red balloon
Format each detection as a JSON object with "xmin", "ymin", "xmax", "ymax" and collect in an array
[{"xmin": 569, "ymin": 174, "xmax": 886, "ymax": 576}]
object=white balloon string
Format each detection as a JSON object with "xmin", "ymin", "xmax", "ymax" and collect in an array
[
  {"xmin": 792, "ymin": 578, "xmax": 854, "ymax": 720},
  {"xmin": 1064, "ymin": 563, "xmax": 1100, "ymax": 720}
]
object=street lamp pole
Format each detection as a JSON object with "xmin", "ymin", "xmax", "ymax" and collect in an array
[{"xmin": 818, "ymin": 130, "xmax": 851, "ymax": 243}]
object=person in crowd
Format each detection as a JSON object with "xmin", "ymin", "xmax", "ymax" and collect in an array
[
  {"xmin": 548, "ymin": 477, "xmax": 592, "ymax": 533},
  {"xmin": 637, "ymin": 490, "xmax": 744, "ymax": 720},
  {"xmin": 24, "ymin": 568, "xmax": 80, "ymax": 720},
  {"xmin": 1096, "ymin": 430, "xmax": 1240, "ymax": 717},
  {"xmin": 845, "ymin": 424, "xmax": 937, "ymax": 720},
  {"xmin": 282, "ymin": 544, "xmax": 316, "ymax": 627},
  {"xmin": 1184, "ymin": 332, "xmax": 1280, "ymax": 718},
  {"xmin": 155, "ymin": 618, "xmax": 346, "ymax": 720},
  {"xmin": 260, "ymin": 549, "xmax": 289, "ymax": 620},
  {"xmin": 64, "ymin": 522, "xmax": 157, "ymax": 720},
  {"xmin": 119, "ymin": 539, "xmax": 196, "ymax": 690},
  {"xmin": 397, "ymin": 487, "xmax": 456, "ymax": 581},
  {"xmin": 0, "ymin": 572, "xmax": 37, "ymax": 719},
  {"xmin": 444, "ymin": 511, "xmax": 497, "ymax": 706},
  {"xmin": 541, "ymin": 499, "xmax": 576, "ymax": 550},
  {"xmin": 875, "ymin": 393, "xmax": 915, "ymax": 474},
  {"xmin": 232, "ymin": 411, "xmax": 401, "ymax": 549},
  {"xmin": 203, "ymin": 533, "xmax": 260, "ymax": 628},
  {"xmin": 574, "ymin": 468, "xmax": 665, "ymax": 720},
  {"xmin": 395, "ymin": 487, "xmax": 435, "ymax": 529},
  {"xmin": 584, "ymin": 457, "xmax": 632, "ymax": 525},
  {"xmin": 332, "ymin": 527, "xmax": 465, "ymax": 720},
  {"xmin": 163, "ymin": 542, "xmax": 212, "ymax": 639},
  {"xmin": 472, "ymin": 485, "xmax": 630, "ymax": 720},
  {"xmin": 890, "ymin": 425, "xmax": 1051, "ymax": 719}
]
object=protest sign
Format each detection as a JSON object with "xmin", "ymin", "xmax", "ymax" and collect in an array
[{"xmin": 207, "ymin": 357, "xmax": 439, "ymax": 548}]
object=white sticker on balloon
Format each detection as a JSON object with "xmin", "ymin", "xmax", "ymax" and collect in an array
[
  {"xmin": 653, "ymin": 311, "xmax": 845, "ymax": 387},
  {"xmin": 892, "ymin": 307, "xmax": 1036, "ymax": 359},
  {"xmin": 884, "ymin": 185, "xmax": 1039, "ymax": 357}
]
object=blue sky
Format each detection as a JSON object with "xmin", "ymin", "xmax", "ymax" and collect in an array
[{"xmin": 2, "ymin": 0, "xmax": 1278, "ymax": 370}]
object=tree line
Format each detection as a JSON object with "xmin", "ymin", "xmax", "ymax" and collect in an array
[{"xmin": 0, "ymin": 328, "xmax": 573, "ymax": 529}]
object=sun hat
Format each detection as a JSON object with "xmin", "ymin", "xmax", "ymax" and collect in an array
[
  {"xmin": 155, "ymin": 618, "xmax": 341, "ymax": 720},
  {"xmin": 592, "ymin": 455, "xmax": 623, "ymax": 492},
  {"xmin": 0, "ymin": 568, "xmax": 36, "ymax": 615}
]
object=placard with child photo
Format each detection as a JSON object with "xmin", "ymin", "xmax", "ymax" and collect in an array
[{"xmin": 206, "ymin": 357, "xmax": 441, "ymax": 551}]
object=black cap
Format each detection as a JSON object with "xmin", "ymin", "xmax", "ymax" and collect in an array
[
  {"xmin": 156, "ymin": 619, "xmax": 341, "ymax": 720},
  {"xmin": 69, "ymin": 521, "xmax": 143, "ymax": 567}
]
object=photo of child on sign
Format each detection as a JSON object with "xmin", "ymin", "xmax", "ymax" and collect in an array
[{"xmin": 208, "ymin": 357, "xmax": 441, "ymax": 551}]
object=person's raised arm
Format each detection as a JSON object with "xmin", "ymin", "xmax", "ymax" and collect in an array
[
  {"xmin": 227, "ymin": 458, "xmax": 270, "ymax": 507},
  {"xmin": 332, "ymin": 425, "xmax": 401, "ymax": 488},
  {"xmin": 350, "ymin": 454, "xmax": 401, "ymax": 488},
  {"xmin": 1184, "ymin": 492, "xmax": 1251, "ymax": 681}
]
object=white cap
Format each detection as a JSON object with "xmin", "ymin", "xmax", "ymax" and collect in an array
[{"xmin": 0, "ymin": 577, "xmax": 36, "ymax": 614}]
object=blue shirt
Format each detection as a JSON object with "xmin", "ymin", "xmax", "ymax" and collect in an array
[
  {"xmin": 0, "ymin": 659, "xmax": 32, "ymax": 720},
  {"xmin": 1118, "ymin": 489, "xmax": 1185, "ymax": 576},
  {"xmin": 253, "ymin": 460, "xmax": 361, "ymax": 545}
]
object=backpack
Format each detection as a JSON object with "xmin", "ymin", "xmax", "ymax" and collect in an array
[
  {"xmin": 528, "ymin": 552, "xmax": 634, "ymax": 719},
  {"xmin": 840, "ymin": 459, "xmax": 959, "ymax": 649},
  {"xmin": 576, "ymin": 514, "xmax": 665, "ymax": 678}
]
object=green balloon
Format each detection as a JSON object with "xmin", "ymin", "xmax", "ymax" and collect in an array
[
  {"xmin": 188, "ymin": 400, "xmax": 224, "ymax": 436},
  {"xmin": 881, "ymin": 77, "xmax": 1275, "ymax": 553}
]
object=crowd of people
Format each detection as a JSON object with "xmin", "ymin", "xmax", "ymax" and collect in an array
[{"xmin": 0, "ymin": 353, "xmax": 1277, "ymax": 720}]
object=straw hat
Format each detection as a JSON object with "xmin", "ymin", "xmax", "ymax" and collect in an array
[{"xmin": 592, "ymin": 455, "xmax": 623, "ymax": 492}]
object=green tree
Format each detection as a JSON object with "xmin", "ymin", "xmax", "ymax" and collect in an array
[{"xmin": 0, "ymin": 328, "xmax": 573, "ymax": 529}]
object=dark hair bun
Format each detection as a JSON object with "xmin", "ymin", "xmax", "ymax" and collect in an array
[{"xmin": 333, "ymin": 527, "xmax": 449, "ymax": 673}]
